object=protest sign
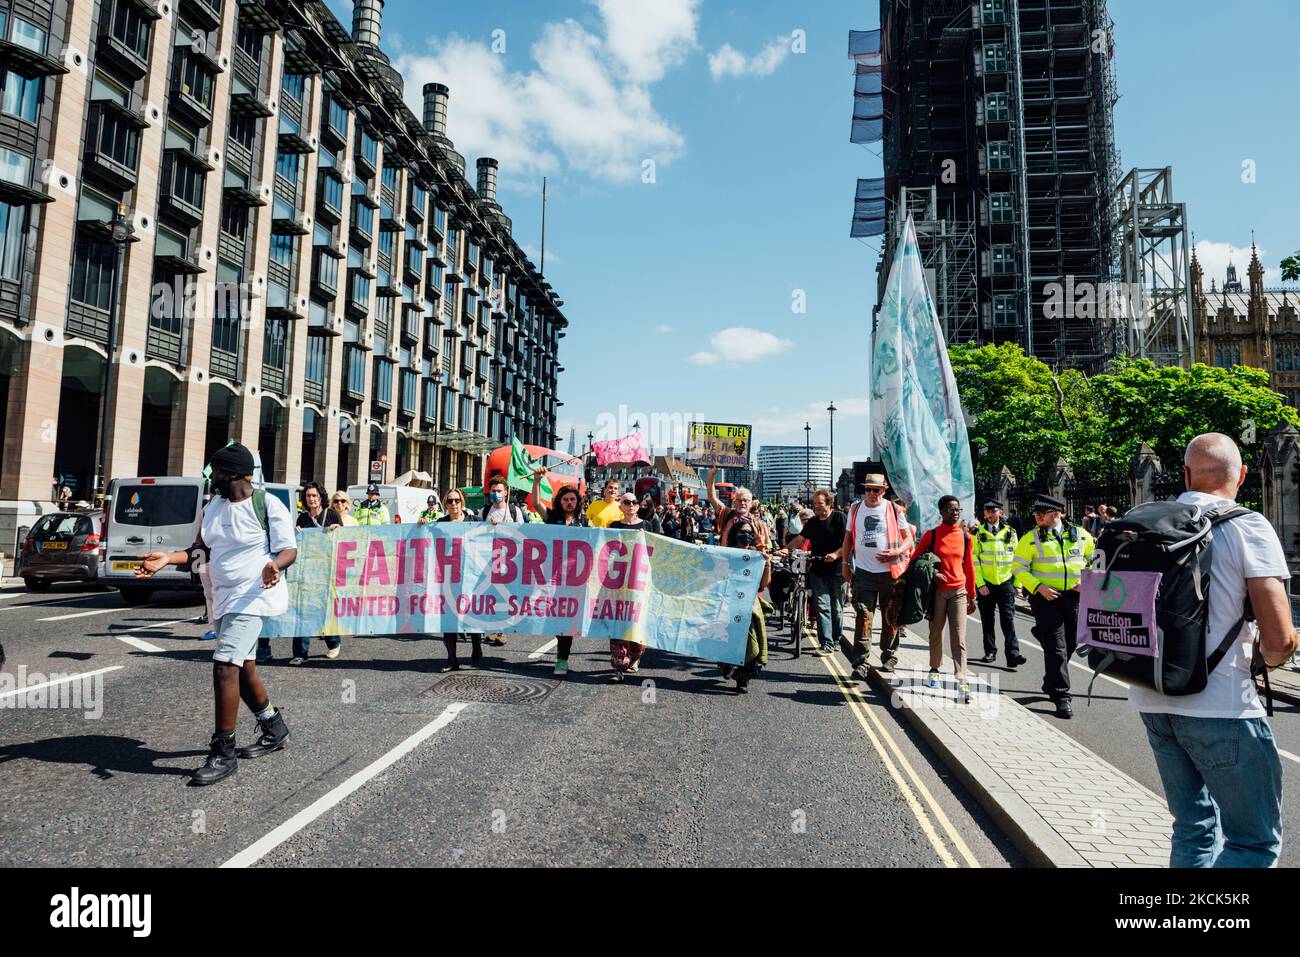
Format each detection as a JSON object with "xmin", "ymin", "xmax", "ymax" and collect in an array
[
  {"xmin": 262, "ymin": 524, "xmax": 760, "ymax": 664},
  {"xmin": 686, "ymin": 422, "xmax": 752, "ymax": 468}
]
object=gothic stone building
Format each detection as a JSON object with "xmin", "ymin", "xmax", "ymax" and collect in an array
[{"xmin": 1193, "ymin": 245, "xmax": 1300, "ymax": 406}]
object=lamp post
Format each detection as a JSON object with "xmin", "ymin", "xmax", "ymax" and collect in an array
[
  {"xmin": 586, "ymin": 430, "xmax": 595, "ymax": 487},
  {"xmin": 95, "ymin": 203, "xmax": 135, "ymax": 498},
  {"xmin": 827, "ymin": 401, "xmax": 837, "ymax": 504},
  {"xmin": 430, "ymin": 369, "xmax": 444, "ymax": 491},
  {"xmin": 803, "ymin": 421, "xmax": 812, "ymax": 506}
]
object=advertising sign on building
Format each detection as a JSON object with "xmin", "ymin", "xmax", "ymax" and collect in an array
[{"xmin": 686, "ymin": 422, "xmax": 752, "ymax": 468}]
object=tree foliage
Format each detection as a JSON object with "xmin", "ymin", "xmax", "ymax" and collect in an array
[
  {"xmin": 1283, "ymin": 251, "xmax": 1300, "ymax": 283},
  {"xmin": 950, "ymin": 344, "xmax": 1300, "ymax": 482}
]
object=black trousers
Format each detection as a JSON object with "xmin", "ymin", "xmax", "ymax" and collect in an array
[
  {"xmin": 1029, "ymin": 590, "xmax": 1079, "ymax": 701},
  {"xmin": 976, "ymin": 580, "xmax": 1019, "ymax": 657}
]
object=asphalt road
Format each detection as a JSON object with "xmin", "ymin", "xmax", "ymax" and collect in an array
[
  {"xmin": 0, "ymin": 581, "xmax": 1023, "ymax": 867},
  {"xmin": 960, "ymin": 601, "xmax": 1300, "ymax": 867}
]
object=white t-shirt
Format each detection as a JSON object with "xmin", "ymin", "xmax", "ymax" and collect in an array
[
  {"xmin": 202, "ymin": 493, "xmax": 297, "ymax": 620},
  {"xmin": 852, "ymin": 500, "xmax": 893, "ymax": 573},
  {"xmin": 1128, "ymin": 491, "xmax": 1290, "ymax": 719}
]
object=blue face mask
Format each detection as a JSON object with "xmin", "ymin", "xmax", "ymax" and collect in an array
[{"xmin": 490, "ymin": 491, "xmax": 504, "ymax": 504}]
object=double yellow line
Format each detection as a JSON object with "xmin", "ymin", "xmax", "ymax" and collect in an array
[{"xmin": 813, "ymin": 648, "xmax": 981, "ymax": 868}]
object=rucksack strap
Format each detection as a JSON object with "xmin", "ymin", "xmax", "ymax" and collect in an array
[{"xmin": 251, "ymin": 487, "xmax": 270, "ymax": 553}]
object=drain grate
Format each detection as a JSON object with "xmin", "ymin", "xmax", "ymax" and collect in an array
[{"xmin": 421, "ymin": 673, "xmax": 557, "ymax": 705}]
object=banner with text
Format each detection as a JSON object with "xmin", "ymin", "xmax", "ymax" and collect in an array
[
  {"xmin": 262, "ymin": 524, "xmax": 759, "ymax": 664},
  {"xmin": 686, "ymin": 422, "xmax": 753, "ymax": 468}
]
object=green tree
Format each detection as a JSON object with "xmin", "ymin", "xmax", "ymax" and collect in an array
[
  {"xmin": 1090, "ymin": 358, "xmax": 1299, "ymax": 468},
  {"xmin": 1283, "ymin": 251, "xmax": 1300, "ymax": 283}
]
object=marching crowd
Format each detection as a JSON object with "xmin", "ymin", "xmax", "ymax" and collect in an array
[{"xmin": 132, "ymin": 435, "xmax": 1300, "ymax": 869}]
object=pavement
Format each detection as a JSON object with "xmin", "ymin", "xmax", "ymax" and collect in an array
[
  {"xmin": 0, "ymin": 580, "xmax": 1025, "ymax": 868},
  {"xmin": 855, "ymin": 619, "xmax": 1172, "ymax": 867}
]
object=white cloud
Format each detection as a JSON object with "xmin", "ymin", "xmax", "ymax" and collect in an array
[
  {"xmin": 754, "ymin": 398, "xmax": 870, "ymax": 435},
  {"xmin": 396, "ymin": 5, "xmax": 692, "ymax": 185},
  {"xmin": 1196, "ymin": 239, "xmax": 1288, "ymax": 289},
  {"xmin": 595, "ymin": 0, "xmax": 700, "ymax": 83},
  {"xmin": 708, "ymin": 36, "xmax": 792, "ymax": 79},
  {"xmin": 689, "ymin": 327, "xmax": 793, "ymax": 366},
  {"xmin": 654, "ymin": 323, "xmax": 674, "ymax": 334}
]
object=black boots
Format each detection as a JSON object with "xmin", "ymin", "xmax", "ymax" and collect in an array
[
  {"xmin": 237, "ymin": 710, "xmax": 290, "ymax": 759},
  {"xmin": 191, "ymin": 731, "xmax": 238, "ymax": 786}
]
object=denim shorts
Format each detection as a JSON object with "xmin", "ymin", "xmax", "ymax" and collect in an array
[{"xmin": 213, "ymin": 613, "xmax": 266, "ymax": 665}]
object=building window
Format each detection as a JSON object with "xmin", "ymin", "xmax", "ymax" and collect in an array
[
  {"xmin": 275, "ymin": 149, "xmax": 300, "ymax": 183},
  {"xmin": 985, "ymin": 93, "xmax": 1009, "ymax": 123},
  {"xmin": 10, "ymin": 17, "xmax": 46, "ymax": 54},
  {"xmin": 981, "ymin": 0, "xmax": 1006, "ymax": 25},
  {"xmin": 2, "ymin": 72, "xmax": 41, "ymax": 123},
  {"xmin": 212, "ymin": 266, "xmax": 244, "ymax": 355},
  {"xmin": 993, "ymin": 294, "xmax": 1018, "ymax": 327},
  {"xmin": 987, "ymin": 140, "xmax": 1012, "ymax": 172},
  {"xmin": 263, "ymin": 318, "xmax": 287, "ymax": 371},
  {"xmin": 372, "ymin": 357, "xmax": 393, "ymax": 407},
  {"xmin": 0, "ymin": 146, "xmax": 31, "ymax": 186},
  {"xmin": 176, "ymin": 52, "xmax": 214, "ymax": 108},
  {"xmin": 349, "ymin": 271, "xmax": 371, "ymax": 310},
  {"xmin": 228, "ymin": 112, "xmax": 254, "ymax": 151},
  {"xmin": 0, "ymin": 200, "xmax": 25, "ymax": 280},
  {"xmin": 109, "ymin": 0, "xmax": 151, "ymax": 62},
  {"xmin": 357, "ymin": 128, "xmax": 378, "ymax": 168},
  {"xmin": 95, "ymin": 107, "xmax": 140, "ymax": 171},
  {"xmin": 991, "ymin": 243, "xmax": 1015, "ymax": 275},
  {"xmin": 282, "ymin": 71, "xmax": 304, "ymax": 103},
  {"xmin": 983, "ymin": 43, "xmax": 1007, "ymax": 73},
  {"xmin": 70, "ymin": 232, "xmax": 116, "ymax": 311},
  {"xmin": 345, "ymin": 344, "xmax": 366, "ymax": 396},
  {"xmin": 269, "ymin": 233, "xmax": 295, "ymax": 268},
  {"xmin": 351, "ymin": 199, "xmax": 373, "ymax": 241},
  {"xmin": 989, "ymin": 192, "xmax": 1015, "ymax": 224},
  {"xmin": 381, "ymin": 165, "xmax": 398, "ymax": 195},
  {"xmin": 313, "ymin": 249, "xmax": 338, "ymax": 293},
  {"xmin": 305, "ymin": 334, "xmax": 327, "ymax": 386},
  {"xmin": 220, "ymin": 203, "xmax": 248, "ymax": 241},
  {"xmin": 401, "ymin": 370, "xmax": 418, "ymax": 414}
]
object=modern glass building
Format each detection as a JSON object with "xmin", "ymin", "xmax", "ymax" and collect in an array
[{"xmin": 0, "ymin": 0, "xmax": 567, "ymax": 541}]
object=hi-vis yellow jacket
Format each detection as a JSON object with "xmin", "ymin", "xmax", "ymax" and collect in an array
[
  {"xmin": 972, "ymin": 522, "xmax": 1017, "ymax": 587},
  {"xmin": 1013, "ymin": 523, "xmax": 1095, "ymax": 594}
]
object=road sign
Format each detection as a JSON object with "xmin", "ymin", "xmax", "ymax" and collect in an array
[{"xmin": 369, "ymin": 460, "xmax": 384, "ymax": 483}]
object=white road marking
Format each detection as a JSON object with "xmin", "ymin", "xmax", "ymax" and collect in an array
[
  {"xmin": 0, "ymin": 665, "xmax": 123, "ymax": 700},
  {"xmin": 0, "ymin": 594, "xmax": 107, "ymax": 610},
  {"xmin": 1278, "ymin": 748, "xmax": 1300, "ymax": 766},
  {"xmin": 113, "ymin": 633, "xmax": 165, "ymax": 653},
  {"xmin": 38, "ymin": 606, "xmax": 128, "ymax": 622},
  {"xmin": 527, "ymin": 638, "xmax": 559, "ymax": 660},
  {"xmin": 967, "ymin": 609, "xmax": 1129, "ymax": 688},
  {"xmin": 222, "ymin": 702, "xmax": 468, "ymax": 868}
]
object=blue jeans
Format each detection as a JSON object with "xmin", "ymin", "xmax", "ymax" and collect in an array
[
  {"xmin": 1140, "ymin": 712, "xmax": 1283, "ymax": 868},
  {"xmin": 809, "ymin": 573, "xmax": 843, "ymax": 649}
]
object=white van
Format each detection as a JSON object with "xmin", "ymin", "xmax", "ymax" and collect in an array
[
  {"xmin": 101, "ymin": 476, "xmax": 205, "ymax": 604},
  {"xmin": 345, "ymin": 484, "xmax": 436, "ymax": 524}
]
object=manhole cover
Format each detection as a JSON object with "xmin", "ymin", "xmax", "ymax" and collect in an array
[{"xmin": 421, "ymin": 673, "xmax": 556, "ymax": 705}]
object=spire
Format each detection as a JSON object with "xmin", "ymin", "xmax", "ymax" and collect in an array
[
  {"xmin": 1224, "ymin": 259, "xmax": 1242, "ymax": 293},
  {"xmin": 1248, "ymin": 234, "xmax": 1265, "ymax": 291}
]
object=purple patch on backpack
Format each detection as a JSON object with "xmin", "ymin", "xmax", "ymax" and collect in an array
[{"xmin": 1076, "ymin": 569, "xmax": 1161, "ymax": 658}]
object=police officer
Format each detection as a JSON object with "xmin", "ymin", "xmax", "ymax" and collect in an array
[
  {"xmin": 1012, "ymin": 494, "xmax": 1095, "ymax": 718},
  {"xmin": 973, "ymin": 500, "xmax": 1026, "ymax": 669},
  {"xmin": 355, "ymin": 484, "xmax": 391, "ymax": 526},
  {"xmin": 417, "ymin": 494, "xmax": 442, "ymax": 525}
]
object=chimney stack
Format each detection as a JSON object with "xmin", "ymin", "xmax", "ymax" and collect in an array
[
  {"xmin": 422, "ymin": 83, "xmax": 449, "ymax": 138},
  {"xmin": 351, "ymin": 0, "xmax": 383, "ymax": 48},
  {"xmin": 476, "ymin": 158, "xmax": 499, "ymax": 204}
]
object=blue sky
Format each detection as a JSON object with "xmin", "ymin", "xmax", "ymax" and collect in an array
[{"xmin": 333, "ymin": 0, "xmax": 1300, "ymax": 476}]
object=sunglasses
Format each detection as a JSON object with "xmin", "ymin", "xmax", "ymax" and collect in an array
[
  {"xmin": 620, "ymin": 499, "xmax": 638, "ymax": 506},
  {"xmin": 331, "ymin": 498, "xmax": 348, "ymax": 504},
  {"xmin": 445, "ymin": 497, "xmax": 462, "ymax": 504}
]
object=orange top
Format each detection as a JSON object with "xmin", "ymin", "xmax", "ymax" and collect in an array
[{"xmin": 913, "ymin": 523, "xmax": 976, "ymax": 592}]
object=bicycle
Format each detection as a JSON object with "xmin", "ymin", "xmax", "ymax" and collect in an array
[{"xmin": 783, "ymin": 549, "xmax": 811, "ymax": 659}]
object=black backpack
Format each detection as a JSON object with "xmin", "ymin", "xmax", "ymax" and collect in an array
[{"xmin": 1080, "ymin": 500, "xmax": 1263, "ymax": 706}]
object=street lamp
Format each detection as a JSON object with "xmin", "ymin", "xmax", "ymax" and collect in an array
[
  {"xmin": 586, "ymin": 430, "xmax": 595, "ymax": 485},
  {"xmin": 828, "ymin": 401, "xmax": 837, "ymax": 503},
  {"xmin": 804, "ymin": 421, "xmax": 812, "ymax": 505},
  {"xmin": 95, "ymin": 203, "xmax": 135, "ymax": 498},
  {"xmin": 430, "ymin": 369, "xmax": 444, "ymax": 491}
]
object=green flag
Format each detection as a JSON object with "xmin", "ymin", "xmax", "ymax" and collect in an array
[{"xmin": 508, "ymin": 437, "xmax": 552, "ymax": 499}]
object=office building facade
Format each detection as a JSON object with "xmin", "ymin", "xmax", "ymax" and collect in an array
[
  {"xmin": 757, "ymin": 445, "xmax": 831, "ymax": 500},
  {"xmin": 0, "ymin": 0, "xmax": 566, "ymax": 539}
]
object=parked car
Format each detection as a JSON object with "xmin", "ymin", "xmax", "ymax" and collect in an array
[
  {"xmin": 345, "ymin": 483, "xmax": 432, "ymax": 524},
  {"xmin": 101, "ymin": 476, "xmax": 205, "ymax": 605},
  {"xmin": 20, "ymin": 511, "xmax": 104, "ymax": 590}
]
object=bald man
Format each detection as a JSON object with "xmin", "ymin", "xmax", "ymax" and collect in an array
[{"xmin": 1130, "ymin": 432, "xmax": 1298, "ymax": 867}]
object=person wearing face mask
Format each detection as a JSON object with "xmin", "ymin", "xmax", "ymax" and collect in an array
[
  {"xmin": 479, "ymin": 474, "xmax": 527, "ymax": 647},
  {"xmin": 542, "ymin": 482, "xmax": 589, "ymax": 677},
  {"xmin": 134, "ymin": 443, "xmax": 297, "ymax": 785}
]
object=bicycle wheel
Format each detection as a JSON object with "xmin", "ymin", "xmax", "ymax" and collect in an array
[{"xmin": 791, "ymin": 589, "xmax": 804, "ymax": 658}]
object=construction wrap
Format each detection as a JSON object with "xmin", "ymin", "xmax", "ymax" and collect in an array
[
  {"xmin": 261, "ymin": 524, "xmax": 758, "ymax": 665},
  {"xmin": 870, "ymin": 214, "xmax": 976, "ymax": 531},
  {"xmin": 852, "ymin": 176, "xmax": 887, "ymax": 238}
]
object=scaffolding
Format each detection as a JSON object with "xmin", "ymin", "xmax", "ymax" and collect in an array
[
  {"xmin": 876, "ymin": 0, "xmax": 1120, "ymax": 368},
  {"xmin": 1113, "ymin": 167, "xmax": 1193, "ymax": 367},
  {"xmin": 879, "ymin": 186, "xmax": 978, "ymax": 342}
]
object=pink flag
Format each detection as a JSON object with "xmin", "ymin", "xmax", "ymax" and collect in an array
[{"xmin": 593, "ymin": 432, "xmax": 649, "ymax": 466}]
